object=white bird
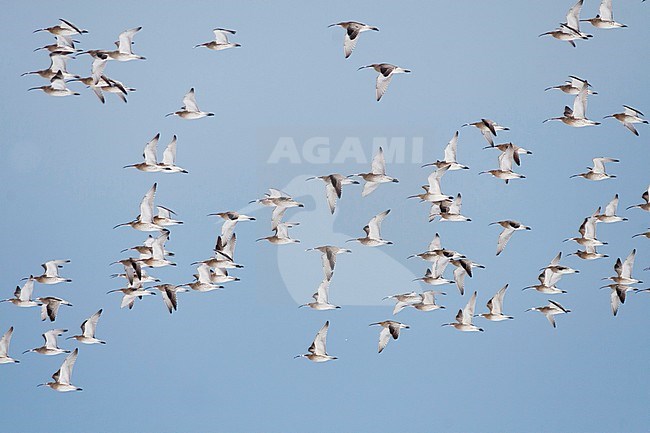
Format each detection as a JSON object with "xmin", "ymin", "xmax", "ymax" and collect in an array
[
  {"xmin": 526, "ymin": 300, "xmax": 571, "ymax": 328},
  {"xmin": 604, "ymin": 106, "xmax": 648, "ymax": 136},
  {"xmin": 257, "ymin": 222, "xmax": 300, "ymax": 245},
  {"xmin": 106, "ymin": 27, "xmax": 145, "ymax": 61},
  {"xmin": 34, "ymin": 34, "xmax": 80, "ymax": 54},
  {"xmin": 38, "ymin": 348, "xmax": 82, "ymax": 392},
  {"xmin": 406, "ymin": 232, "xmax": 464, "ymax": 263},
  {"xmin": 600, "ymin": 284, "xmax": 632, "ymax": 316},
  {"xmin": 490, "ymin": 220, "xmax": 531, "ymax": 256},
  {"xmin": 68, "ymin": 309, "xmax": 106, "ymax": 345},
  {"xmin": 369, "ymin": 321, "xmax": 410, "ymax": 353},
  {"xmin": 570, "ymin": 157, "xmax": 618, "ymax": 180},
  {"xmin": 433, "ymin": 193, "xmax": 472, "ymax": 222},
  {"xmin": 33, "ymin": 259, "xmax": 71, "ymax": 284},
  {"xmin": 352, "ymin": 147, "xmax": 399, "ymax": 196},
  {"xmin": 478, "ymin": 285, "xmax": 514, "ymax": 321},
  {"xmin": 545, "ymin": 75, "xmax": 597, "ymax": 95},
  {"xmin": 28, "ymin": 70, "xmax": 80, "ymax": 97},
  {"xmin": 136, "ymin": 230, "xmax": 176, "ymax": 268},
  {"xmin": 33, "ymin": 19, "xmax": 88, "ymax": 36},
  {"xmin": 461, "ymin": 119, "xmax": 509, "ymax": 146},
  {"xmin": 479, "ymin": 143, "xmax": 526, "ymax": 183},
  {"xmin": 483, "ymin": 142, "xmax": 532, "ymax": 164},
  {"xmin": 151, "ymin": 284, "xmax": 189, "ymax": 314},
  {"xmin": 183, "ymin": 263, "xmax": 224, "ymax": 292},
  {"xmin": 1, "ymin": 277, "xmax": 39, "ymax": 308},
  {"xmin": 193, "ymin": 234, "xmax": 244, "ymax": 270},
  {"xmin": 347, "ymin": 209, "xmax": 392, "ymax": 246},
  {"xmin": 626, "ymin": 185, "xmax": 650, "ymax": 212},
  {"xmin": 523, "ymin": 268, "xmax": 568, "ymax": 295},
  {"xmin": 596, "ymin": 194, "xmax": 628, "ymax": 223},
  {"xmin": 413, "ymin": 262, "xmax": 453, "ymax": 286},
  {"xmin": 154, "ymin": 206, "xmax": 183, "ymax": 226},
  {"xmin": 114, "ymin": 183, "xmax": 165, "ymax": 232},
  {"xmin": 567, "ymin": 245, "xmax": 609, "ymax": 260},
  {"xmin": 581, "ymin": 0, "xmax": 627, "ymax": 28},
  {"xmin": 24, "ymin": 329, "xmax": 69, "ymax": 356},
  {"xmin": 421, "ymin": 132, "xmax": 469, "ymax": 171},
  {"xmin": 166, "ymin": 88, "xmax": 214, "ymax": 119},
  {"xmin": 208, "ymin": 211, "xmax": 256, "ymax": 242},
  {"xmin": 306, "ymin": 245, "xmax": 352, "ymax": 280},
  {"xmin": 541, "ymin": 252, "xmax": 580, "ymax": 276},
  {"xmin": 383, "ymin": 292, "xmax": 423, "ymax": 315},
  {"xmin": 306, "ymin": 174, "xmax": 359, "ymax": 214},
  {"xmin": 604, "ymin": 249, "xmax": 641, "ymax": 285},
  {"xmin": 107, "ymin": 286, "xmax": 156, "ymax": 309},
  {"xmin": 195, "ymin": 28, "xmax": 241, "ymax": 50},
  {"xmin": 405, "ymin": 290, "xmax": 446, "ymax": 312},
  {"xmin": 22, "ymin": 52, "xmax": 80, "ymax": 80},
  {"xmin": 540, "ymin": 0, "xmax": 592, "ymax": 46},
  {"xmin": 409, "ymin": 165, "xmax": 453, "ymax": 203},
  {"xmin": 328, "ymin": 21, "xmax": 378, "ymax": 58},
  {"xmin": 442, "ymin": 291, "xmax": 484, "ymax": 332},
  {"xmin": 299, "ymin": 279, "xmax": 340, "ymax": 310},
  {"xmin": 564, "ymin": 213, "xmax": 606, "ymax": 246},
  {"xmin": 295, "ymin": 321, "xmax": 337, "ymax": 362},
  {"xmin": 358, "ymin": 63, "xmax": 411, "ymax": 101},
  {"xmin": 124, "ymin": 133, "xmax": 165, "ymax": 172},
  {"xmin": 0, "ymin": 327, "xmax": 19, "ymax": 364},
  {"xmin": 37, "ymin": 297, "xmax": 73, "ymax": 322},
  {"xmin": 250, "ymin": 188, "xmax": 304, "ymax": 230},
  {"xmin": 543, "ymin": 86, "xmax": 600, "ymax": 127}
]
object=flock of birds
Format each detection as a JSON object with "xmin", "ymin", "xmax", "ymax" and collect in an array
[{"xmin": 4, "ymin": 0, "xmax": 649, "ymax": 391}]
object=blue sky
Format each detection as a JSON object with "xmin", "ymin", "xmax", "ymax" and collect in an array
[{"xmin": 1, "ymin": 1, "xmax": 649, "ymax": 432}]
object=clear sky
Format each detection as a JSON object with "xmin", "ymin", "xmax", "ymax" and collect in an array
[{"xmin": 1, "ymin": 1, "xmax": 649, "ymax": 432}]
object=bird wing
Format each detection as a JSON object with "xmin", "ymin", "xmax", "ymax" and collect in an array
[
  {"xmin": 161, "ymin": 135, "xmax": 178, "ymax": 166},
  {"xmin": 443, "ymin": 131, "xmax": 459, "ymax": 163},
  {"xmin": 196, "ymin": 263, "xmax": 213, "ymax": 284},
  {"xmin": 309, "ymin": 321, "xmax": 329, "ymax": 355},
  {"xmin": 151, "ymin": 231, "xmax": 169, "ymax": 260},
  {"xmin": 496, "ymin": 227, "xmax": 515, "ymax": 256},
  {"xmin": 271, "ymin": 206, "xmax": 287, "ymax": 230},
  {"xmin": 343, "ymin": 26, "xmax": 360, "ymax": 58},
  {"xmin": 57, "ymin": 348, "xmax": 78, "ymax": 385},
  {"xmin": 367, "ymin": 209, "xmax": 390, "ymax": 239},
  {"xmin": 315, "ymin": 279, "xmax": 330, "ymax": 304},
  {"xmin": 324, "ymin": 180, "xmax": 338, "ymax": 214},
  {"xmin": 610, "ymin": 289, "xmax": 620, "ymax": 316},
  {"xmin": 621, "ymin": 249, "xmax": 636, "ymax": 279},
  {"xmin": 545, "ymin": 313, "xmax": 557, "ymax": 328},
  {"xmin": 453, "ymin": 266, "xmax": 466, "ymax": 296},
  {"xmin": 139, "ymin": 183, "xmax": 157, "ymax": 223},
  {"xmin": 213, "ymin": 28, "xmax": 235, "ymax": 44},
  {"xmin": 361, "ymin": 181, "xmax": 380, "ymax": 197},
  {"xmin": 49, "ymin": 54, "xmax": 69, "ymax": 73},
  {"xmin": 0, "ymin": 327, "xmax": 13, "ymax": 357},
  {"xmin": 378, "ymin": 327, "xmax": 391, "ymax": 353},
  {"xmin": 427, "ymin": 234, "xmax": 443, "ymax": 253},
  {"xmin": 549, "ymin": 300, "xmax": 569, "ymax": 313},
  {"xmin": 143, "ymin": 134, "xmax": 159, "ymax": 165},
  {"xmin": 182, "ymin": 88, "xmax": 199, "ymax": 112},
  {"xmin": 371, "ymin": 147, "xmax": 386, "ymax": 175},
  {"xmin": 566, "ymin": 0, "xmax": 584, "ymax": 32},
  {"xmin": 82, "ymin": 309, "xmax": 102, "ymax": 338},
  {"xmin": 573, "ymin": 86, "xmax": 588, "ymax": 119},
  {"xmin": 604, "ymin": 194, "xmax": 619, "ymax": 216},
  {"xmin": 498, "ymin": 145, "xmax": 515, "ymax": 172},
  {"xmin": 118, "ymin": 27, "xmax": 141, "ymax": 54},
  {"xmin": 623, "ymin": 123, "xmax": 639, "ymax": 136},
  {"xmin": 322, "ymin": 249, "xmax": 336, "ymax": 280},
  {"xmin": 592, "ymin": 157, "xmax": 616, "ymax": 174},
  {"xmin": 462, "ymin": 292, "xmax": 477, "ymax": 325},
  {"xmin": 623, "ymin": 105, "xmax": 644, "ymax": 117},
  {"xmin": 427, "ymin": 165, "xmax": 449, "ymax": 194},
  {"xmin": 492, "ymin": 285, "xmax": 508, "ymax": 315},
  {"xmin": 47, "ymin": 300, "xmax": 61, "ymax": 322},
  {"xmin": 448, "ymin": 194, "xmax": 463, "ymax": 215},
  {"xmin": 42, "ymin": 260, "xmax": 62, "ymax": 277},
  {"xmin": 20, "ymin": 278, "xmax": 34, "ymax": 301},
  {"xmin": 90, "ymin": 56, "xmax": 108, "ymax": 84},
  {"xmin": 376, "ymin": 73, "xmax": 393, "ymax": 102},
  {"xmin": 163, "ymin": 287, "xmax": 177, "ymax": 313},
  {"xmin": 44, "ymin": 329, "xmax": 65, "ymax": 349},
  {"xmin": 50, "ymin": 72, "xmax": 67, "ymax": 91},
  {"xmin": 156, "ymin": 206, "xmax": 173, "ymax": 220},
  {"xmin": 599, "ymin": 0, "xmax": 614, "ymax": 22}
]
